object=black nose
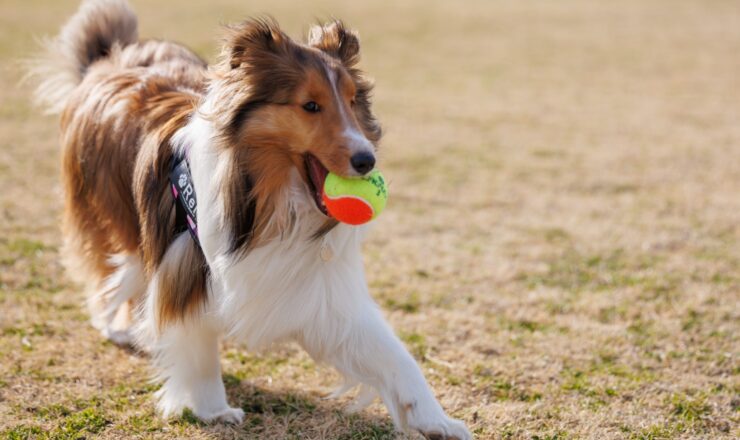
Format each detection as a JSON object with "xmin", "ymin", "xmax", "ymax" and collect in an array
[{"xmin": 350, "ymin": 151, "xmax": 376, "ymax": 174}]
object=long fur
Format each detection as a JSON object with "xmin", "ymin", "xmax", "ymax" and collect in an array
[
  {"xmin": 29, "ymin": 0, "xmax": 138, "ymax": 114},
  {"xmin": 30, "ymin": 1, "xmax": 471, "ymax": 438}
]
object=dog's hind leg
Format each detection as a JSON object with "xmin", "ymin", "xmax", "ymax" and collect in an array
[
  {"xmin": 88, "ymin": 253, "xmax": 145, "ymax": 346},
  {"xmin": 59, "ymin": 208, "xmax": 144, "ymax": 346}
]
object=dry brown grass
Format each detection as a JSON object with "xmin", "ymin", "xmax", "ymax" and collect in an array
[{"xmin": 1, "ymin": 0, "xmax": 739, "ymax": 438}]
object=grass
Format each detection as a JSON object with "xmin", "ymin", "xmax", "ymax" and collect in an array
[{"xmin": 1, "ymin": 0, "xmax": 740, "ymax": 438}]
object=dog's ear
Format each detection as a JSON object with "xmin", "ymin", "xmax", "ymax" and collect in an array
[
  {"xmin": 227, "ymin": 18, "xmax": 289, "ymax": 69},
  {"xmin": 308, "ymin": 21, "xmax": 360, "ymax": 67}
]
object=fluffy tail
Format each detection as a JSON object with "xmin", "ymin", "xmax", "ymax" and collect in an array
[{"xmin": 28, "ymin": 0, "xmax": 138, "ymax": 114}]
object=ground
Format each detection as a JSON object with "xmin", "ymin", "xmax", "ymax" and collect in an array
[{"xmin": 0, "ymin": 0, "xmax": 738, "ymax": 439}]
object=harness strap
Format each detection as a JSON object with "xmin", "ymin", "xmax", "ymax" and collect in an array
[{"xmin": 169, "ymin": 152, "xmax": 199, "ymax": 245}]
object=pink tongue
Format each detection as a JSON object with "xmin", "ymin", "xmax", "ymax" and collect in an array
[{"xmin": 311, "ymin": 158, "xmax": 327, "ymax": 186}]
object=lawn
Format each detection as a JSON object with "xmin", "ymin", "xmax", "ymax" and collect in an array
[{"xmin": 1, "ymin": 0, "xmax": 738, "ymax": 438}]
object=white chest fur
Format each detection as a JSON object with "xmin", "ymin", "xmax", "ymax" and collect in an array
[{"xmin": 179, "ymin": 117, "xmax": 371, "ymax": 350}]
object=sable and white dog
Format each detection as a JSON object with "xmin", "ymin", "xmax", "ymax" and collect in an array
[{"xmin": 30, "ymin": 1, "xmax": 470, "ymax": 438}]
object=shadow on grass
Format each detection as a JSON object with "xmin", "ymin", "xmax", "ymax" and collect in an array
[
  {"xmin": 179, "ymin": 373, "xmax": 400, "ymax": 439},
  {"xmin": 114, "ymin": 344, "xmax": 398, "ymax": 436},
  {"xmin": 0, "ymin": 336, "xmax": 400, "ymax": 439},
  {"xmin": 0, "ymin": 369, "xmax": 399, "ymax": 440},
  {"xmin": 107, "ymin": 345, "xmax": 399, "ymax": 437}
]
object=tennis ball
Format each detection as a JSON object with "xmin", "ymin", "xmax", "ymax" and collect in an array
[{"xmin": 322, "ymin": 170, "xmax": 388, "ymax": 225}]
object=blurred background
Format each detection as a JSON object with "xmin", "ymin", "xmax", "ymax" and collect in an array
[{"xmin": 1, "ymin": 0, "xmax": 738, "ymax": 438}]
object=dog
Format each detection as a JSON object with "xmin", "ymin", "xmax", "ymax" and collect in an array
[{"xmin": 29, "ymin": 1, "xmax": 471, "ymax": 438}]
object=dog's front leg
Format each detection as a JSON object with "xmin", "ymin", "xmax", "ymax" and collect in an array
[
  {"xmin": 151, "ymin": 318, "xmax": 244, "ymax": 424},
  {"xmin": 304, "ymin": 306, "xmax": 471, "ymax": 440}
]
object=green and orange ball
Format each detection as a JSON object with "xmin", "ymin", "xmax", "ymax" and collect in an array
[{"xmin": 322, "ymin": 170, "xmax": 388, "ymax": 225}]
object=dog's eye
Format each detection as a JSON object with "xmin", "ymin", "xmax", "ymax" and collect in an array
[{"xmin": 302, "ymin": 101, "xmax": 320, "ymax": 113}]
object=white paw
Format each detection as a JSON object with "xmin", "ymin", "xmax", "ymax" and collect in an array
[
  {"xmin": 156, "ymin": 391, "xmax": 244, "ymax": 425},
  {"xmin": 200, "ymin": 406, "xmax": 245, "ymax": 424},
  {"xmin": 410, "ymin": 415, "xmax": 471, "ymax": 440},
  {"xmin": 101, "ymin": 327, "xmax": 133, "ymax": 346},
  {"xmin": 405, "ymin": 403, "xmax": 471, "ymax": 440}
]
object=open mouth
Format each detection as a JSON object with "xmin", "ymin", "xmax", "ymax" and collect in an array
[{"xmin": 304, "ymin": 154, "xmax": 329, "ymax": 216}]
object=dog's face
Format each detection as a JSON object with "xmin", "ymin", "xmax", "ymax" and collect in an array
[{"xmin": 214, "ymin": 19, "xmax": 382, "ymax": 216}]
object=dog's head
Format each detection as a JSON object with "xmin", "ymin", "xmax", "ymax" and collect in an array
[
  {"xmin": 207, "ymin": 18, "xmax": 381, "ymax": 252},
  {"xmin": 211, "ymin": 19, "xmax": 381, "ymax": 216}
]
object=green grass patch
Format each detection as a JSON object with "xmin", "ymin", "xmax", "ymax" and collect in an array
[
  {"xmin": 58, "ymin": 407, "xmax": 108, "ymax": 437},
  {"xmin": 509, "ymin": 318, "xmax": 549, "ymax": 333},
  {"xmin": 670, "ymin": 393, "xmax": 711, "ymax": 423},
  {"xmin": 473, "ymin": 365, "xmax": 542, "ymax": 402},
  {"xmin": 336, "ymin": 414, "xmax": 396, "ymax": 440},
  {"xmin": 620, "ymin": 394, "xmax": 714, "ymax": 439},
  {"xmin": 225, "ymin": 351, "xmax": 290, "ymax": 379},
  {"xmin": 628, "ymin": 422, "xmax": 685, "ymax": 440},
  {"xmin": 516, "ymin": 248, "xmax": 668, "ymax": 294},
  {"xmin": 627, "ymin": 317, "xmax": 661, "ymax": 350},
  {"xmin": 561, "ymin": 369, "xmax": 596, "ymax": 396},
  {"xmin": 587, "ymin": 351, "xmax": 655, "ymax": 384},
  {"xmin": 36, "ymin": 403, "xmax": 71, "ymax": 419},
  {"xmin": 532, "ymin": 433, "xmax": 572, "ymax": 440},
  {"xmin": 239, "ymin": 389, "xmax": 317, "ymax": 416},
  {"xmin": 119, "ymin": 413, "xmax": 162, "ymax": 433},
  {"xmin": 0, "ymin": 237, "xmax": 51, "ymax": 261},
  {"xmin": 596, "ymin": 305, "xmax": 628, "ymax": 323},
  {"xmin": 3, "ymin": 323, "xmax": 55, "ymax": 338},
  {"xmin": 399, "ymin": 331, "xmax": 427, "ymax": 360},
  {"xmin": 3, "ymin": 425, "xmax": 45, "ymax": 440},
  {"xmin": 494, "ymin": 315, "xmax": 552, "ymax": 334},
  {"xmin": 176, "ymin": 408, "xmax": 206, "ymax": 426},
  {"xmin": 223, "ymin": 372, "xmax": 242, "ymax": 388},
  {"xmin": 384, "ymin": 291, "xmax": 421, "ymax": 313},
  {"xmin": 681, "ymin": 309, "xmax": 703, "ymax": 332},
  {"xmin": 541, "ymin": 227, "xmax": 571, "ymax": 243}
]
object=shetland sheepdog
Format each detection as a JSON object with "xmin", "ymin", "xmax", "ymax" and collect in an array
[{"xmin": 29, "ymin": 1, "xmax": 470, "ymax": 438}]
